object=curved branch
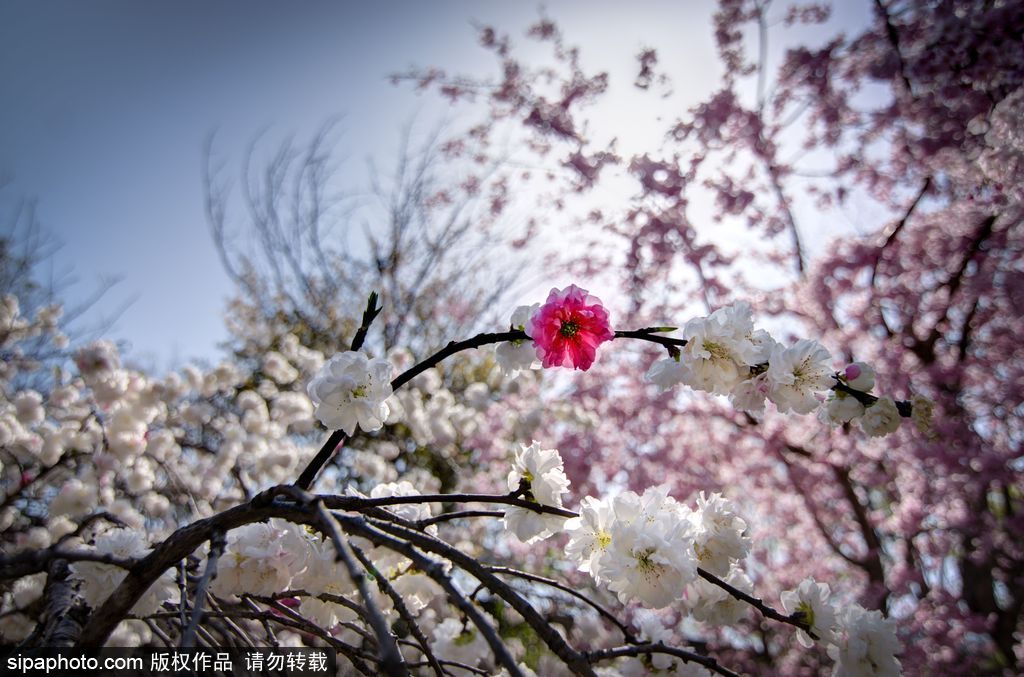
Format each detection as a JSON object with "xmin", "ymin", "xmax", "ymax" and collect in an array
[
  {"xmin": 76, "ymin": 498, "xmax": 314, "ymax": 646},
  {"xmin": 0, "ymin": 549, "xmax": 137, "ymax": 581},
  {"xmin": 587, "ymin": 643, "xmax": 740, "ymax": 677}
]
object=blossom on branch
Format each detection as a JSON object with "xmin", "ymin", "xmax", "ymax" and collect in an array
[
  {"xmin": 503, "ymin": 441, "xmax": 571, "ymax": 543},
  {"xmin": 858, "ymin": 397, "xmax": 901, "ymax": 438},
  {"xmin": 432, "ymin": 617, "xmax": 491, "ymax": 672},
  {"xmin": 766, "ymin": 339, "xmax": 833, "ymax": 414},
  {"xmin": 495, "ymin": 303, "xmax": 541, "ymax": 376},
  {"xmin": 678, "ymin": 301, "xmax": 774, "ymax": 395},
  {"xmin": 842, "ymin": 362, "xmax": 876, "ymax": 392},
  {"xmin": 70, "ymin": 528, "xmax": 175, "ymax": 615},
  {"xmin": 598, "ymin": 487, "xmax": 698, "ymax": 608},
  {"xmin": 689, "ymin": 491, "xmax": 751, "ymax": 577},
  {"xmin": 292, "ymin": 538, "xmax": 358, "ymax": 629},
  {"xmin": 828, "ymin": 605, "xmax": 902, "ymax": 677},
  {"xmin": 688, "ymin": 565, "xmax": 753, "ymax": 626},
  {"xmin": 306, "ymin": 351, "xmax": 393, "ymax": 435},
  {"xmin": 822, "ymin": 392, "xmax": 867, "ymax": 425},
  {"xmin": 210, "ymin": 519, "xmax": 310, "ymax": 597},
  {"xmin": 527, "ymin": 284, "xmax": 614, "ymax": 371},
  {"xmin": 645, "ymin": 354, "xmax": 690, "ymax": 391},
  {"xmin": 564, "ymin": 495, "xmax": 615, "ymax": 580},
  {"xmin": 780, "ymin": 578, "xmax": 837, "ymax": 648}
]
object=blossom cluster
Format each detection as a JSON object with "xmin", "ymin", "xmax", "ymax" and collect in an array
[
  {"xmin": 500, "ymin": 441, "xmax": 902, "ymax": 674},
  {"xmin": 0, "ymin": 287, "xmax": 495, "ymax": 646},
  {"xmin": 303, "ymin": 290, "xmax": 926, "ymax": 448},
  {"xmin": 643, "ymin": 301, "xmax": 927, "ymax": 436},
  {"xmin": 505, "ymin": 442, "xmax": 748, "ymax": 610}
]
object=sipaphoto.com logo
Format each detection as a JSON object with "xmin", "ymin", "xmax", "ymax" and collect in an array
[
  {"xmin": 2, "ymin": 647, "xmax": 337, "ymax": 676},
  {"xmin": 5, "ymin": 651, "xmax": 144, "ymax": 675}
]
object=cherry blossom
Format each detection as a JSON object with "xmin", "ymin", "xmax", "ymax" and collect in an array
[
  {"xmin": 526, "ymin": 284, "xmax": 614, "ymax": 371},
  {"xmin": 306, "ymin": 351, "xmax": 393, "ymax": 435}
]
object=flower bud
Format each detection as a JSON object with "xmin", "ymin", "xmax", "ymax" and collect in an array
[{"xmin": 843, "ymin": 362, "xmax": 876, "ymax": 391}]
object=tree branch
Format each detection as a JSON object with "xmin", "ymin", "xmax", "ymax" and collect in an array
[{"xmin": 180, "ymin": 530, "xmax": 226, "ymax": 648}]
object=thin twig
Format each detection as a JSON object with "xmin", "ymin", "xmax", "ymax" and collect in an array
[
  {"xmin": 180, "ymin": 530, "xmax": 226, "ymax": 648},
  {"xmin": 337, "ymin": 515, "xmax": 525, "ymax": 677},
  {"xmin": 488, "ymin": 566, "xmax": 636, "ymax": 643},
  {"xmin": 417, "ymin": 510, "xmax": 505, "ymax": 530},
  {"xmin": 278, "ymin": 485, "xmax": 407, "ymax": 676},
  {"xmin": 697, "ymin": 567, "xmax": 817, "ymax": 639},
  {"xmin": 320, "ymin": 491, "xmax": 576, "ymax": 519},
  {"xmin": 587, "ymin": 643, "xmax": 740, "ymax": 677},
  {"xmin": 0, "ymin": 549, "xmax": 137, "ymax": 581},
  {"xmin": 352, "ymin": 514, "xmax": 594, "ymax": 676},
  {"xmin": 350, "ymin": 544, "xmax": 446, "ymax": 677}
]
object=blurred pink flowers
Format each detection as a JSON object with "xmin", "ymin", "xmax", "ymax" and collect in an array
[{"xmin": 527, "ymin": 284, "xmax": 614, "ymax": 370}]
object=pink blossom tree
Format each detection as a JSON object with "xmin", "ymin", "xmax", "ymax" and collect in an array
[{"xmin": 400, "ymin": 0, "xmax": 1024, "ymax": 672}]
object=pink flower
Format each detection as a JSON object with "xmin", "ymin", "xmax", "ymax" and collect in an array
[{"xmin": 527, "ymin": 284, "xmax": 614, "ymax": 370}]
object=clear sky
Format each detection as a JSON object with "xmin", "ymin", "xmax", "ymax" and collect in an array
[{"xmin": 0, "ymin": 1, "xmax": 872, "ymax": 369}]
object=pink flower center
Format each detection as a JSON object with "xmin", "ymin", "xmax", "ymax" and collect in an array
[{"xmin": 559, "ymin": 319, "xmax": 580, "ymax": 338}]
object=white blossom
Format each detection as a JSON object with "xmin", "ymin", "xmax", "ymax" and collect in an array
[
  {"xmin": 496, "ymin": 304, "xmax": 541, "ymax": 377},
  {"xmin": 672, "ymin": 302, "xmax": 776, "ymax": 396},
  {"xmin": 729, "ymin": 373, "xmax": 772, "ymax": 414},
  {"xmin": 211, "ymin": 519, "xmax": 310, "ymax": 597},
  {"xmin": 678, "ymin": 314, "xmax": 746, "ymax": 394},
  {"xmin": 12, "ymin": 574, "xmax": 45, "ymax": 609},
  {"xmin": 432, "ymin": 617, "xmax": 490, "ymax": 673},
  {"xmin": 822, "ymin": 393, "xmax": 867, "ymax": 425},
  {"xmin": 369, "ymin": 481, "xmax": 434, "ymax": 526},
  {"xmin": 70, "ymin": 529, "xmax": 175, "ymax": 615},
  {"xmin": 780, "ymin": 578, "xmax": 837, "ymax": 647},
  {"xmin": 307, "ymin": 351, "xmax": 393, "ymax": 435},
  {"xmin": 599, "ymin": 487, "xmax": 697, "ymax": 608},
  {"xmin": 263, "ymin": 351, "xmax": 299, "ymax": 384},
  {"xmin": 859, "ymin": 397, "xmax": 901, "ymax": 437},
  {"xmin": 49, "ymin": 477, "xmax": 97, "ymax": 518},
  {"xmin": 104, "ymin": 619, "xmax": 152, "ymax": 648},
  {"xmin": 827, "ymin": 605, "xmax": 901, "ymax": 677},
  {"xmin": 631, "ymin": 610, "xmax": 681, "ymax": 671},
  {"xmin": 645, "ymin": 356, "xmax": 690, "ymax": 391},
  {"xmin": 464, "ymin": 382, "xmax": 491, "ymax": 411},
  {"xmin": 13, "ymin": 391, "xmax": 44, "ymax": 427},
  {"xmin": 292, "ymin": 539, "xmax": 358, "ymax": 629},
  {"xmin": 564, "ymin": 496, "xmax": 615, "ymax": 580},
  {"xmin": 74, "ymin": 340, "xmax": 121, "ymax": 378},
  {"xmin": 271, "ymin": 391, "xmax": 315, "ymax": 430},
  {"xmin": 767, "ymin": 339, "xmax": 833, "ymax": 414},
  {"xmin": 503, "ymin": 441, "xmax": 570, "ymax": 543},
  {"xmin": 689, "ymin": 492, "xmax": 750, "ymax": 577},
  {"xmin": 688, "ymin": 565, "xmax": 752, "ymax": 626},
  {"xmin": 391, "ymin": 572, "xmax": 443, "ymax": 615}
]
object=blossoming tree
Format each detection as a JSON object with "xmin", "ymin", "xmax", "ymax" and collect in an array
[{"xmin": 394, "ymin": 0, "xmax": 1024, "ymax": 672}]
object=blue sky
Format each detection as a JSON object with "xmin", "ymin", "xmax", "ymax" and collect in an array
[{"xmin": 0, "ymin": 1, "xmax": 872, "ymax": 369}]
